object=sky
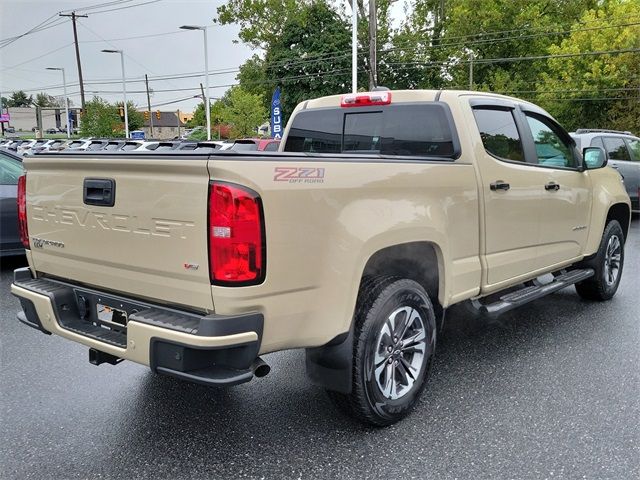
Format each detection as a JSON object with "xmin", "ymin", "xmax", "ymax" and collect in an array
[
  {"xmin": 0, "ymin": 0, "xmax": 255, "ymax": 112},
  {"xmin": 0, "ymin": 0, "xmax": 409, "ymax": 113}
]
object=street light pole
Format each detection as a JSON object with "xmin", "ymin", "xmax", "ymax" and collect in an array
[
  {"xmin": 47, "ymin": 67, "xmax": 71, "ymax": 138},
  {"xmin": 352, "ymin": 0, "xmax": 358, "ymax": 93},
  {"xmin": 180, "ymin": 25, "xmax": 211, "ymax": 140},
  {"xmin": 102, "ymin": 49, "xmax": 129, "ymax": 138}
]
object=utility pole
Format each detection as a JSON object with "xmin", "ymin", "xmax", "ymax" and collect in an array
[
  {"xmin": 469, "ymin": 51, "xmax": 474, "ymax": 90},
  {"xmin": 59, "ymin": 12, "xmax": 88, "ymax": 112},
  {"xmin": 0, "ymin": 90, "xmax": 4, "ymax": 136},
  {"xmin": 145, "ymin": 74, "xmax": 154, "ymax": 138},
  {"xmin": 368, "ymin": 0, "xmax": 377, "ymax": 90}
]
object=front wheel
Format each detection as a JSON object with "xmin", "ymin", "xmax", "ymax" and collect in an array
[
  {"xmin": 575, "ymin": 220, "xmax": 625, "ymax": 301},
  {"xmin": 327, "ymin": 277, "xmax": 436, "ymax": 426}
]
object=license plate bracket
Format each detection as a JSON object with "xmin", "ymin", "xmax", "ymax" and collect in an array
[{"xmin": 96, "ymin": 303, "xmax": 128, "ymax": 329}]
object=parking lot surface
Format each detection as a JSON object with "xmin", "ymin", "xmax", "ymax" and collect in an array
[{"xmin": 1, "ymin": 219, "xmax": 639, "ymax": 480}]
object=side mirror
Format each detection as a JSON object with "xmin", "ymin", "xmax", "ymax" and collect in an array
[{"xmin": 583, "ymin": 146, "xmax": 608, "ymax": 170}]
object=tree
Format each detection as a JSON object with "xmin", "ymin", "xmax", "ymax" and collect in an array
[
  {"xmin": 232, "ymin": 2, "xmax": 352, "ymax": 121},
  {"xmin": 6, "ymin": 90, "xmax": 33, "ymax": 107},
  {"xmin": 116, "ymin": 101, "xmax": 145, "ymax": 132},
  {"xmin": 80, "ymin": 97, "xmax": 144, "ymax": 137},
  {"xmin": 34, "ymin": 92, "xmax": 60, "ymax": 108},
  {"xmin": 216, "ymin": 0, "xmax": 312, "ymax": 49},
  {"xmin": 219, "ymin": 86, "xmax": 266, "ymax": 138},
  {"xmin": 537, "ymin": 0, "xmax": 640, "ymax": 132}
]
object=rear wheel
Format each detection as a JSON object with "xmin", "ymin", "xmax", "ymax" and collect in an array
[
  {"xmin": 327, "ymin": 277, "xmax": 436, "ymax": 426},
  {"xmin": 575, "ymin": 220, "xmax": 625, "ymax": 301}
]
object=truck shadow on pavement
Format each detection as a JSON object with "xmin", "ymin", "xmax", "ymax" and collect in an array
[{"xmin": 102, "ymin": 282, "xmax": 624, "ymax": 475}]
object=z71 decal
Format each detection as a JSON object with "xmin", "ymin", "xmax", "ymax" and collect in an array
[{"xmin": 273, "ymin": 167, "xmax": 325, "ymax": 183}]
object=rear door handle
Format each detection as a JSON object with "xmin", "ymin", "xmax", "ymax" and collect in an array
[
  {"xmin": 545, "ymin": 182, "xmax": 561, "ymax": 191},
  {"xmin": 490, "ymin": 180, "xmax": 510, "ymax": 191}
]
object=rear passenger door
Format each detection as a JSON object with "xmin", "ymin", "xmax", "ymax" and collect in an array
[
  {"xmin": 471, "ymin": 101, "xmax": 548, "ymax": 288},
  {"xmin": 599, "ymin": 136, "xmax": 638, "ymax": 206},
  {"xmin": 519, "ymin": 110, "xmax": 591, "ymax": 271}
]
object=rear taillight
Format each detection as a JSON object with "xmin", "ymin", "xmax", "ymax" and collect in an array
[
  {"xmin": 341, "ymin": 91, "xmax": 392, "ymax": 107},
  {"xmin": 208, "ymin": 181, "xmax": 265, "ymax": 285},
  {"xmin": 17, "ymin": 174, "xmax": 29, "ymax": 248}
]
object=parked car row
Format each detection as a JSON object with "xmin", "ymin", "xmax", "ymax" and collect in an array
[
  {"xmin": 571, "ymin": 129, "xmax": 640, "ymax": 213},
  {"xmin": 0, "ymin": 137, "xmax": 281, "ymax": 156}
]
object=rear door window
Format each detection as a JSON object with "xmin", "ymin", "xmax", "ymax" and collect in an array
[
  {"xmin": 472, "ymin": 108, "xmax": 524, "ymax": 162},
  {"xmin": 625, "ymin": 138, "xmax": 640, "ymax": 161},
  {"xmin": 603, "ymin": 137, "xmax": 631, "ymax": 161},
  {"xmin": 263, "ymin": 141, "xmax": 280, "ymax": 151},
  {"xmin": 284, "ymin": 103, "xmax": 457, "ymax": 158},
  {"xmin": 230, "ymin": 142, "xmax": 259, "ymax": 151}
]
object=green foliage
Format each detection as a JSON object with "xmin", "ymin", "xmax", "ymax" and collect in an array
[
  {"xmin": 6, "ymin": 90, "xmax": 33, "ymax": 107},
  {"xmin": 536, "ymin": 0, "xmax": 640, "ymax": 132},
  {"xmin": 216, "ymin": 0, "xmax": 312, "ymax": 49},
  {"xmin": 34, "ymin": 92, "xmax": 60, "ymax": 108},
  {"xmin": 218, "ymin": 0, "xmax": 639, "ymax": 133},
  {"xmin": 219, "ymin": 86, "xmax": 266, "ymax": 138},
  {"xmin": 80, "ymin": 98, "xmax": 144, "ymax": 138}
]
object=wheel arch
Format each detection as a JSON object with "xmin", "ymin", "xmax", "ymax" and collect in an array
[
  {"xmin": 606, "ymin": 202, "xmax": 631, "ymax": 241},
  {"xmin": 306, "ymin": 241, "xmax": 444, "ymax": 394}
]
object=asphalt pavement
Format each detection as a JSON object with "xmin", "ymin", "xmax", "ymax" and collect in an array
[{"xmin": 1, "ymin": 220, "xmax": 639, "ymax": 479}]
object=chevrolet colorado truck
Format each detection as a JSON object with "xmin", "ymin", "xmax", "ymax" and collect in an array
[{"xmin": 11, "ymin": 89, "xmax": 631, "ymax": 426}]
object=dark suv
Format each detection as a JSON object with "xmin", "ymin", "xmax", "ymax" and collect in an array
[{"xmin": 571, "ymin": 129, "xmax": 640, "ymax": 213}]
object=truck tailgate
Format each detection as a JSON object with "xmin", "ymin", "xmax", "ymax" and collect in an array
[{"xmin": 23, "ymin": 154, "xmax": 214, "ymax": 311}]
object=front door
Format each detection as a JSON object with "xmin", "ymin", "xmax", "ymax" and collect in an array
[{"xmin": 519, "ymin": 111, "xmax": 592, "ymax": 270}]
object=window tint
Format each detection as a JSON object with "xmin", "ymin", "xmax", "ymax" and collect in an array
[
  {"xmin": 0, "ymin": 154, "xmax": 23, "ymax": 185},
  {"xmin": 285, "ymin": 104, "xmax": 456, "ymax": 157},
  {"xmin": 263, "ymin": 141, "xmax": 279, "ymax": 151},
  {"xmin": 473, "ymin": 108, "xmax": 524, "ymax": 161},
  {"xmin": 524, "ymin": 114, "xmax": 575, "ymax": 168},
  {"xmin": 230, "ymin": 142, "xmax": 259, "ymax": 151},
  {"xmin": 603, "ymin": 137, "xmax": 631, "ymax": 161},
  {"xmin": 590, "ymin": 136, "xmax": 605, "ymax": 149},
  {"xmin": 285, "ymin": 108, "xmax": 342, "ymax": 153},
  {"xmin": 625, "ymin": 138, "xmax": 640, "ymax": 161}
]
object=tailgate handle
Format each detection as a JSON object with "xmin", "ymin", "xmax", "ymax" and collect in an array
[{"xmin": 83, "ymin": 178, "xmax": 116, "ymax": 207}]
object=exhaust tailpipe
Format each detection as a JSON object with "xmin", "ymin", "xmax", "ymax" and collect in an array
[{"xmin": 251, "ymin": 357, "xmax": 270, "ymax": 378}]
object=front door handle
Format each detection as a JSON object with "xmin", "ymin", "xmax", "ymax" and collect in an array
[
  {"xmin": 545, "ymin": 181, "xmax": 561, "ymax": 191},
  {"xmin": 490, "ymin": 180, "xmax": 510, "ymax": 191}
]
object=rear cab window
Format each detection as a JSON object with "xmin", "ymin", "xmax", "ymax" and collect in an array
[{"xmin": 284, "ymin": 103, "xmax": 459, "ymax": 159}]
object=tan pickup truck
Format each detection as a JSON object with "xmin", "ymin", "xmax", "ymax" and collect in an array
[{"xmin": 11, "ymin": 89, "xmax": 631, "ymax": 426}]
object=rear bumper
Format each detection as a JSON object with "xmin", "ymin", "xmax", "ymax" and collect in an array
[{"xmin": 11, "ymin": 268, "xmax": 264, "ymax": 386}]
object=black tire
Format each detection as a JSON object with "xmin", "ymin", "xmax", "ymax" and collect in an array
[
  {"xmin": 575, "ymin": 220, "xmax": 625, "ymax": 301},
  {"xmin": 327, "ymin": 276, "xmax": 436, "ymax": 426}
]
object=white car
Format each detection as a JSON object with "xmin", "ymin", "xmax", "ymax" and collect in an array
[
  {"xmin": 16, "ymin": 139, "xmax": 37, "ymax": 155},
  {"xmin": 124, "ymin": 140, "xmax": 160, "ymax": 151}
]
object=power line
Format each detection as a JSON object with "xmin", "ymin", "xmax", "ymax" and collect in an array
[
  {"xmin": 87, "ymin": 0, "xmax": 163, "ymax": 15},
  {"xmin": 2, "ymin": 43, "xmax": 74, "ymax": 70},
  {"xmin": 0, "ymin": 16, "xmax": 68, "ymax": 48}
]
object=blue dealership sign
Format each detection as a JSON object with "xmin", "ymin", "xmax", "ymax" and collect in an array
[
  {"xmin": 130, "ymin": 130, "xmax": 145, "ymax": 139},
  {"xmin": 270, "ymin": 87, "xmax": 282, "ymax": 139}
]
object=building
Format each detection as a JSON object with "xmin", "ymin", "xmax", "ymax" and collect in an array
[
  {"xmin": 6, "ymin": 107, "xmax": 61, "ymax": 132},
  {"xmin": 140, "ymin": 110, "xmax": 186, "ymax": 140}
]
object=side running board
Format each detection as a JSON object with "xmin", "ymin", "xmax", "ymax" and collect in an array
[{"xmin": 471, "ymin": 268, "xmax": 594, "ymax": 319}]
